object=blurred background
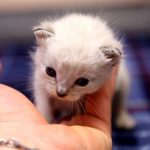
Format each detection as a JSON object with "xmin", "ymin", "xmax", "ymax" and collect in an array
[{"xmin": 0, "ymin": 0, "xmax": 150, "ymax": 150}]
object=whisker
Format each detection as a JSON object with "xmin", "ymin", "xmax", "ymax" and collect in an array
[
  {"xmin": 69, "ymin": 100, "xmax": 74, "ymax": 119},
  {"xmin": 77, "ymin": 100, "xmax": 88, "ymax": 124},
  {"xmin": 75, "ymin": 102, "xmax": 80, "ymax": 117},
  {"xmin": 15, "ymin": 82, "xmax": 32, "ymax": 87}
]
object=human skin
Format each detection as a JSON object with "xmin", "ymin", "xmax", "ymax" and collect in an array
[{"xmin": 0, "ymin": 65, "xmax": 117, "ymax": 150}]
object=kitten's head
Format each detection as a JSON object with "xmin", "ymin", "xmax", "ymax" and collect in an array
[{"xmin": 33, "ymin": 14, "xmax": 122, "ymax": 101}]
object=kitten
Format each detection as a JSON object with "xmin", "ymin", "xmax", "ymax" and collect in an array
[{"xmin": 32, "ymin": 13, "xmax": 135, "ymax": 128}]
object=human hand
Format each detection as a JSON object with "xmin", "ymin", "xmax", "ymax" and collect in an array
[{"xmin": 0, "ymin": 67, "xmax": 117, "ymax": 150}]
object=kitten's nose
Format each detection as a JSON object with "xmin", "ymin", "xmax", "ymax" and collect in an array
[{"xmin": 56, "ymin": 86, "xmax": 67, "ymax": 97}]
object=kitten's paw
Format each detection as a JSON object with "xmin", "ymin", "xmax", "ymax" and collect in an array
[{"xmin": 115, "ymin": 111, "xmax": 136, "ymax": 129}]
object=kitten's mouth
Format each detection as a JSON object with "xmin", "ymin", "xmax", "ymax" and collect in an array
[
  {"xmin": 52, "ymin": 94, "xmax": 79, "ymax": 102},
  {"xmin": 57, "ymin": 96, "xmax": 76, "ymax": 101}
]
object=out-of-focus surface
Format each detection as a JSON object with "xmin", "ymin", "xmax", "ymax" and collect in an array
[
  {"xmin": 0, "ymin": 1, "xmax": 150, "ymax": 150},
  {"xmin": 113, "ymin": 33, "xmax": 150, "ymax": 150},
  {"xmin": 0, "ymin": 0, "xmax": 149, "ymax": 13},
  {"xmin": 0, "ymin": 1, "xmax": 150, "ymax": 41}
]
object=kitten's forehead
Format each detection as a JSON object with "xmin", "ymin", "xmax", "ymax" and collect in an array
[
  {"xmin": 47, "ymin": 43, "xmax": 98, "ymax": 69},
  {"xmin": 45, "ymin": 38, "xmax": 107, "ymax": 73}
]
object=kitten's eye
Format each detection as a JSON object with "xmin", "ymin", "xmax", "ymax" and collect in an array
[
  {"xmin": 75, "ymin": 78, "xmax": 89, "ymax": 86},
  {"xmin": 46, "ymin": 67, "xmax": 56, "ymax": 77}
]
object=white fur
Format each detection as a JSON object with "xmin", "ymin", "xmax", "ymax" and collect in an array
[{"xmin": 32, "ymin": 13, "xmax": 134, "ymax": 126}]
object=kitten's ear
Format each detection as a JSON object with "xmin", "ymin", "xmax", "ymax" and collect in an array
[
  {"xmin": 33, "ymin": 27, "xmax": 54, "ymax": 48},
  {"xmin": 101, "ymin": 47, "xmax": 122, "ymax": 66}
]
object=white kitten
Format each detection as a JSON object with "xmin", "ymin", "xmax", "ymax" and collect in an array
[{"xmin": 32, "ymin": 13, "xmax": 135, "ymax": 128}]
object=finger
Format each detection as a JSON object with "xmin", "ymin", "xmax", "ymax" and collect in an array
[
  {"xmin": 70, "ymin": 126, "xmax": 112, "ymax": 150},
  {"xmin": 62, "ymin": 114, "xmax": 111, "ymax": 136},
  {"xmin": 44, "ymin": 124, "xmax": 112, "ymax": 149},
  {"xmin": 0, "ymin": 84, "xmax": 47, "ymax": 124},
  {"xmin": 85, "ymin": 66, "xmax": 118, "ymax": 132}
]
